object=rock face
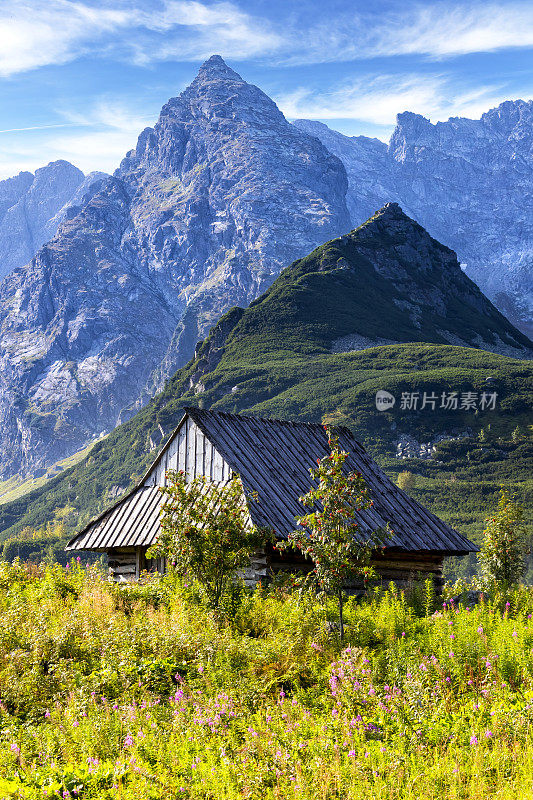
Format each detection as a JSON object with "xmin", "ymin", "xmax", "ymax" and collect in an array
[
  {"xmin": 294, "ymin": 100, "xmax": 533, "ymax": 338},
  {"xmin": 0, "ymin": 56, "xmax": 349, "ymax": 478},
  {"xmin": 0, "ymin": 161, "xmax": 108, "ymax": 281}
]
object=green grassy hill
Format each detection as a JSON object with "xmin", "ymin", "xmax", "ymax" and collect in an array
[{"xmin": 1, "ymin": 206, "xmax": 531, "ymax": 575}]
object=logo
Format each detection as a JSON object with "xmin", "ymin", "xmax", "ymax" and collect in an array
[{"xmin": 375, "ymin": 390, "xmax": 396, "ymax": 412}]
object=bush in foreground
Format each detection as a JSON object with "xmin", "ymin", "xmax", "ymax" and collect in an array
[{"xmin": 0, "ymin": 562, "xmax": 533, "ymax": 797}]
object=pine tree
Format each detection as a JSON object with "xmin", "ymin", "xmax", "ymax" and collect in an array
[{"xmin": 397, "ymin": 471, "xmax": 416, "ymax": 491}]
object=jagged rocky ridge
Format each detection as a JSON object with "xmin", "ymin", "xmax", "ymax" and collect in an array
[
  {"xmin": 294, "ymin": 100, "xmax": 533, "ymax": 338},
  {"xmin": 0, "ymin": 56, "xmax": 349, "ymax": 479},
  {"xmin": 0, "ymin": 162, "xmax": 107, "ymax": 281}
]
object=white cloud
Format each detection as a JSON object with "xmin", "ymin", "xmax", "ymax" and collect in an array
[
  {"xmin": 0, "ymin": 0, "xmax": 281, "ymax": 77},
  {"xmin": 50, "ymin": 101, "xmax": 154, "ymax": 173},
  {"xmin": 277, "ymin": 75, "xmax": 447, "ymax": 127},
  {"xmin": 1, "ymin": 0, "xmax": 532, "ymax": 79},
  {"xmin": 281, "ymin": 2, "xmax": 533, "ymax": 65},
  {"xmin": 276, "ymin": 73, "xmax": 528, "ymax": 129},
  {"xmin": 151, "ymin": 1, "xmax": 283, "ymax": 62},
  {"xmin": 370, "ymin": 3, "xmax": 533, "ymax": 59},
  {"xmin": 0, "ymin": 1, "xmax": 132, "ymax": 77}
]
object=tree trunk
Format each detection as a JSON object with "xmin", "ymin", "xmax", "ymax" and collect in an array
[{"xmin": 338, "ymin": 590, "xmax": 344, "ymax": 643}]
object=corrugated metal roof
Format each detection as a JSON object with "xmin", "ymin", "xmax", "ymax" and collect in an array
[{"xmin": 67, "ymin": 407, "xmax": 477, "ymax": 554}]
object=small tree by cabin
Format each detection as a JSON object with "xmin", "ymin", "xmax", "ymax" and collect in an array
[
  {"xmin": 478, "ymin": 489, "xmax": 527, "ymax": 588},
  {"xmin": 148, "ymin": 472, "xmax": 272, "ymax": 609},
  {"xmin": 280, "ymin": 427, "xmax": 388, "ymax": 639}
]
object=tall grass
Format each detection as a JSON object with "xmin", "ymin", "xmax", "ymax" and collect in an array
[{"xmin": 1, "ymin": 562, "xmax": 533, "ymax": 798}]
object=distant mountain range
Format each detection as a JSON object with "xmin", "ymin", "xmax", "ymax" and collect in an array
[
  {"xmin": 0, "ymin": 55, "xmax": 531, "ymax": 483},
  {"xmin": 0, "ymin": 162, "xmax": 107, "ymax": 281}
]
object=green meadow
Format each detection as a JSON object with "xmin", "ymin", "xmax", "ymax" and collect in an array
[{"xmin": 1, "ymin": 561, "xmax": 533, "ymax": 798}]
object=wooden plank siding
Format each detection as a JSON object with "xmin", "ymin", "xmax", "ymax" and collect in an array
[
  {"xmin": 143, "ymin": 415, "xmax": 232, "ymax": 487},
  {"xmin": 265, "ymin": 545, "xmax": 444, "ymax": 592}
]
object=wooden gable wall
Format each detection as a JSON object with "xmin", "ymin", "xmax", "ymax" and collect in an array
[{"xmin": 144, "ymin": 415, "xmax": 233, "ymax": 488}]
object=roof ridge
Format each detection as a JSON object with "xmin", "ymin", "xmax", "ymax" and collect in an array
[{"xmin": 183, "ymin": 405, "xmax": 354, "ymax": 436}]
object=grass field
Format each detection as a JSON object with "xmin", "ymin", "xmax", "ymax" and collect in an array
[{"xmin": 1, "ymin": 561, "xmax": 533, "ymax": 798}]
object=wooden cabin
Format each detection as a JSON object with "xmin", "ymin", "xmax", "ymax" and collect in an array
[{"xmin": 66, "ymin": 407, "xmax": 477, "ymax": 587}]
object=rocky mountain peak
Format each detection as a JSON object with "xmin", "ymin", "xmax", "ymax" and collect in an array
[
  {"xmin": 482, "ymin": 98, "xmax": 533, "ymax": 128},
  {"xmin": 35, "ymin": 159, "xmax": 83, "ymax": 181},
  {"xmin": 0, "ymin": 57, "xmax": 350, "ymax": 480},
  {"xmin": 369, "ymin": 201, "xmax": 404, "ymax": 221},
  {"xmin": 194, "ymin": 54, "xmax": 243, "ymax": 83},
  {"xmin": 354, "ymin": 202, "xmax": 434, "ymax": 243},
  {"xmin": 199, "ymin": 208, "xmax": 533, "ymax": 368},
  {"xmin": 300, "ymin": 103, "xmax": 532, "ymax": 339},
  {"xmin": 0, "ymin": 160, "xmax": 87, "ymax": 282}
]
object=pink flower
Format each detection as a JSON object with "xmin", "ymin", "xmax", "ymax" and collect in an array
[
  {"xmin": 485, "ymin": 730, "xmax": 493, "ymax": 738},
  {"xmin": 477, "ymin": 626, "xmax": 483, "ymax": 635},
  {"xmin": 124, "ymin": 734, "xmax": 134, "ymax": 747},
  {"xmin": 470, "ymin": 735, "xmax": 478, "ymax": 746},
  {"xmin": 348, "ymin": 749, "xmax": 356, "ymax": 757}
]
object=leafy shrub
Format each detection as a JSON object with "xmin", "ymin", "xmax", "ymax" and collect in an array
[{"xmin": 478, "ymin": 489, "xmax": 527, "ymax": 587}]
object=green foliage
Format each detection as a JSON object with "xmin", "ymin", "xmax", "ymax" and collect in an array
[
  {"xmin": 2, "ymin": 564, "xmax": 533, "ymax": 796},
  {"xmin": 149, "ymin": 472, "xmax": 272, "ymax": 609},
  {"xmin": 1, "ymin": 521, "xmax": 71, "ymax": 565},
  {"xmin": 396, "ymin": 470, "xmax": 416, "ymax": 490},
  {"xmin": 281, "ymin": 427, "xmax": 387, "ymax": 639},
  {"xmin": 478, "ymin": 489, "xmax": 528, "ymax": 588}
]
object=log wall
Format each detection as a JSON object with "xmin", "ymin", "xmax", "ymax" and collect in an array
[
  {"xmin": 107, "ymin": 543, "xmax": 443, "ymax": 589},
  {"xmin": 107, "ymin": 547, "xmax": 138, "ymax": 582},
  {"xmin": 265, "ymin": 545, "xmax": 444, "ymax": 592}
]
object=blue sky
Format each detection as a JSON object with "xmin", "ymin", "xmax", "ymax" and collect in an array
[{"xmin": 0, "ymin": 0, "xmax": 532, "ymax": 178}]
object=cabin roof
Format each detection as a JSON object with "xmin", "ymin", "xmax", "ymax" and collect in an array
[{"xmin": 67, "ymin": 407, "xmax": 477, "ymax": 554}]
